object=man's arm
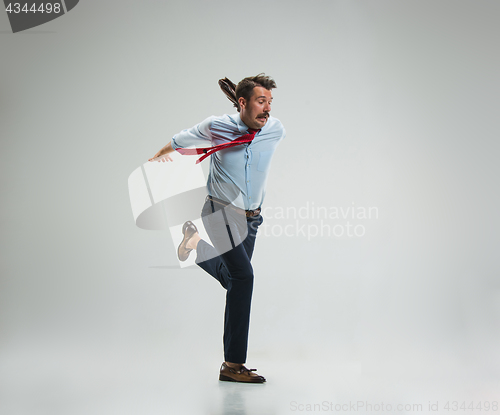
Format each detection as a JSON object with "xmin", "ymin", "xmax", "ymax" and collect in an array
[
  {"xmin": 148, "ymin": 116, "xmax": 214, "ymax": 163},
  {"xmin": 149, "ymin": 141, "xmax": 175, "ymax": 162}
]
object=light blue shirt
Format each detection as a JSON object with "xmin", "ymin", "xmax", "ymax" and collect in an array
[{"xmin": 171, "ymin": 113, "xmax": 285, "ymax": 210}]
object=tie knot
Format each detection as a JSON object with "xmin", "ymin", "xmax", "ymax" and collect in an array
[{"xmin": 248, "ymin": 128, "xmax": 260, "ymax": 135}]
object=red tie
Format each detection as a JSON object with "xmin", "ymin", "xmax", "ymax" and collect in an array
[{"xmin": 176, "ymin": 129, "xmax": 260, "ymax": 164}]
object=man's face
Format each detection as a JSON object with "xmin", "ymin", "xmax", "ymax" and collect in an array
[{"xmin": 239, "ymin": 86, "xmax": 273, "ymax": 130}]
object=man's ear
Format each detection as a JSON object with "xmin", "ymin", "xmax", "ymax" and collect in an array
[{"xmin": 238, "ymin": 97, "xmax": 246, "ymax": 110}]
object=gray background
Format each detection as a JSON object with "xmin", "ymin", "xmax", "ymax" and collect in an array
[{"xmin": 1, "ymin": 1, "xmax": 499, "ymax": 414}]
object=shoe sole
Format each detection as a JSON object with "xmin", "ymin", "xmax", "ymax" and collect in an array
[
  {"xmin": 219, "ymin": 374, "xmax": 266, "ymax": 383},
  {"xmin": 177, "ymin": 222, "xmax": 197, "ymax": 261},
  {"xmin": 177, "ymin": 242, "xmax": 192, "ymax": 262}
]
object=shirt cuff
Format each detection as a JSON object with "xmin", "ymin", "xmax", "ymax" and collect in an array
[{"xmin": 171, "ymin": 137, "xmax": 181, "ymax": 150}]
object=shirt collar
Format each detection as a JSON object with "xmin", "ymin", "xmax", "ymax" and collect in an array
[{"xmin": 235, "ymin": 113, "xmax": 270, "ymax": 135}]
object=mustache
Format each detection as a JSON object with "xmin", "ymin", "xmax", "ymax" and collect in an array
[{"xmin": 257, "ymin": 113, "xmax": 269, "ymax": 118}]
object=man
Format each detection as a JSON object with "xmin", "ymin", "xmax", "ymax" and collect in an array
[{"xmin": 149, "ymin": 74, "xmax": 285, "ymax": 383}]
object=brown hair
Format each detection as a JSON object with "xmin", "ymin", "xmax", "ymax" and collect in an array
[{"xmin": 219, "ymin": 73, "xmax": 277, "ymax": 112}]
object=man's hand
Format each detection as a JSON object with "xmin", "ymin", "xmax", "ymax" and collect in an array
[
  {"xmin": 149, "ymin": 153, "xmax": 173, "ymax": 163},
  {"xmin": 149, "ymin": 141, "xmax": 175, "ymax": 162}
]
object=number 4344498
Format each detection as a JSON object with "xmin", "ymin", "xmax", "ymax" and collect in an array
[
  {"xmin": 5, "ymin": 3, "xmax": 62, "ymax": 13},
  {"xmin": 444, "ymin": 401, "xmax": 498, "ymax": 411}
]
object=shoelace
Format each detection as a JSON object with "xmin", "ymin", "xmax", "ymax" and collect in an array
[
  {"xmin": 227, "ymin": 365, "xmax": 257, "ymax": 374},
  {"xmin": 240, "ymin": 366, "xmax": 257, "ymax": 373}
]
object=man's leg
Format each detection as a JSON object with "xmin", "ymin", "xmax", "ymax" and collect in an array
[
  {"xmin": 194, "ymin": 201, "xmax": 263, "ymax": 363},
  {"xmin": 196, "ymin": 213, "xmax": 262, "ymax": 289},
  {"xmin": 218, "ymin": 214, "xmax": 263, "ymax": 363},
  {"xmin": 195, "ymin": 239, "xmax": 230, "ymax": 289}
]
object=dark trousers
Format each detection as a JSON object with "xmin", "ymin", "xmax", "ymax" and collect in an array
[{"xmin": 195, "ymin": 198, "xmax": 264, "ymax": 363}]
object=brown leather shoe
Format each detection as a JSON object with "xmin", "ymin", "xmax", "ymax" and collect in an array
[
  {"xmin": 177, "ymin": 221, "xmax": 198, "ymax": 261},
  {"xmin": 219, "ymin": 362, "xmax": 266, "ymax": 383}
]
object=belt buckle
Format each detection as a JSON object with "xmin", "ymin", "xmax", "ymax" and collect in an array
[{"xmin": 246, "ymin": 208, "xmax": 260, "ymax": 218}]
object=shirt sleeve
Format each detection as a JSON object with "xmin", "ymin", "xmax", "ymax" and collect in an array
[{"xmin": 171, "ymin": 116, "xmax": 213, "ymax": 150}]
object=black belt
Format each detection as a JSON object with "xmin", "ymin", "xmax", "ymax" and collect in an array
[{"xmin": 206, "ymin": 195, "xmax": 261, "ymax": 218}]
